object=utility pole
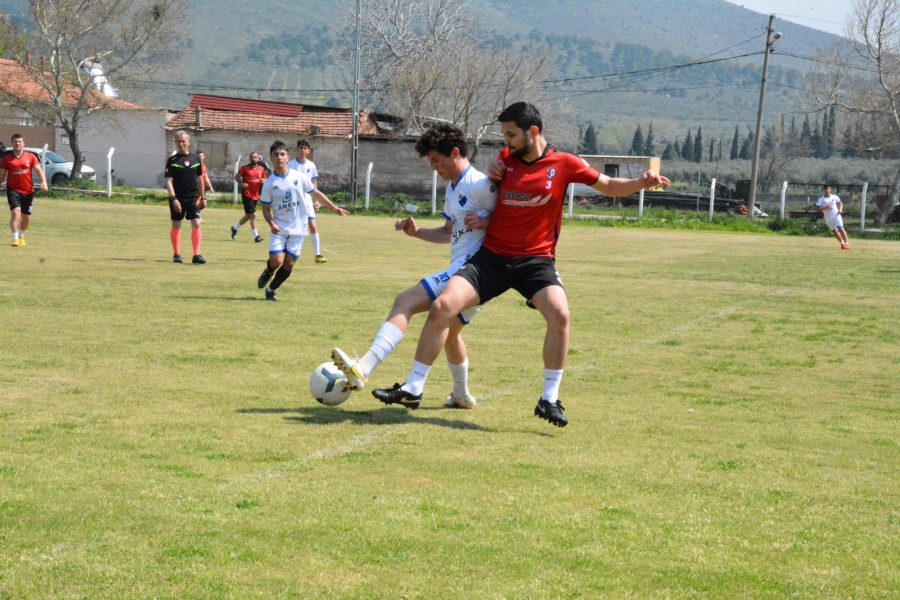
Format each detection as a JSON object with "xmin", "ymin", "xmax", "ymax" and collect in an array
[
  {"xmin": 350, "ymin": 0, "xmax": 361, "ymax": 202},
  {"xmin": 748, "ymin": 14, "xmax": 781, "ymax": 219}
]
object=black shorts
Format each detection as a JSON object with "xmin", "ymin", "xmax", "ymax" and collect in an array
[
  {"xmin": 242, "ymin": 195, "xmax": 258, "ymax": 214},
  {"xmin": 454, "ymin": 247, "xmax": 564, "ymax": 305},
  {"xmin": 168, "ymin": 196, "xmax": 201, "ymax": 221},
  {"xmin": 7, "ymin": 190, "xmax": 34, "ymax": 214}
]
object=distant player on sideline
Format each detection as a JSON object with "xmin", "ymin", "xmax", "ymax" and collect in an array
[
  {"xmin": 165, "ymin": 131, "xmax": 205, "ymax": 264},
  {"xmin": 371, "ymin": 102, "xmax": 669, "ymax": 427},
  {"xmin": 257, "ymin": 140, "xmax": 348, "ymax": 301},
  {"xmin": 0, "ymin": 133, "xmax": 47, "ymax": 246},
  {"xmin": 816, "ymin": 185, "xmax": 849, "ymax": 250},
  {"xmin": 287, "ymin": 139, "xmax": 327, "ymax": 263},
  {"xmin": 331, "ymin": 124, "xmax": 497, "ymax": 409},
  {"xmin": 231, "ymin": 151, "xmax": 266, "ymax": 242}
]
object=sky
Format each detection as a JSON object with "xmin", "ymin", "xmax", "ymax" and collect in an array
[{"xmin": 726, "ymin": 0, "xmax": 854, "ymax": 36}]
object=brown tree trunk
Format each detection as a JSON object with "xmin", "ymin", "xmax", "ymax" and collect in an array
[{"xmin": 874, "ymin": 162, "xmax": 900, "ymax": 227}]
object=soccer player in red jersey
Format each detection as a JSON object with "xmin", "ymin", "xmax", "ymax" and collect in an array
[
  {"xmin": 231, "ymin": 152, "xmax": 267, "ymax": 242},
  {"xmin": 372, "ymin": 102, "xmax": 669, "ymax": 427},
  {"xmin": 0, "ymin": 133, "xmax": 48, "ymax": 247}
]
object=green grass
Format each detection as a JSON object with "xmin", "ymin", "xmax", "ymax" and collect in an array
[{"xmin": 2, "ymin": 198, "xmax": 900, "ymax": 598}]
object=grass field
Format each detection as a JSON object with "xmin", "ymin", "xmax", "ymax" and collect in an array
[{"xmin": 2, "ymin": 199, "xmax": 900, "ymax": 598}]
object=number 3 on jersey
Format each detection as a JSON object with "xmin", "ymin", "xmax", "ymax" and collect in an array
[{"xmin": 546, "ymin": 180, "xmax": 552, "ymax": 190}]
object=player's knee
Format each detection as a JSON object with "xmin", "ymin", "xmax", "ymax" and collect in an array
[
  {"xmin": 429, "ymin": 295, "xmax": 459, "ymax": 320},
  {"xmin": 544, "ymin": 303, "xmax": 570, "ymax": 329}
]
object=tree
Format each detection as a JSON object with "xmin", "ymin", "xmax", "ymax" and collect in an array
[
  {"xmin": 739, "ymin": 131, "xmax": 754, "ymax": 160},
  {"xmin": 681, "ymin": 129, "xmax": 693, "ymax": 161},
  {"xmin": 804, "ymin": 0, "xmax": 900, "ymax": 224},
  {"xmin": 582, "ymin": 123, "xmax": 598, "ymax": 154},
  {"xmin": 800, "ymin": 115, "xmax": 812, "ymax": 152},
  {"xmin": 643, "ymin": 122, "xmax": 655, "ymax": 156},
  {"xmin": 708, "ymin": 138, "xmax": 715, "ymax": 162},
  {"xmin": 661, "ymin": 142, "xmax": 676, "ymax": 161},
  {"xmin": 730, "ymin": 125, "xmax": 740, "ymax": 160},
  {"xmin": 758, "ymin": 125, "xmax": 801, "ymax": 192},
  {"xmin": 693, "ymin": 126, "xmax": 703, "ymax": 163},
  {"xmin": 629, "ymin": 124, "xmax": 644, "ymax": 156},
  {"xmin": 0, "ymin": 0, "xmax": 189, "ymax": 180},
  {"xmin": 811, "ymin": 115, "xmax": 823, "ymax": 158},
  {"xmin": 339, "ymin": 0, "xmax": 555, "ymax": 154}
]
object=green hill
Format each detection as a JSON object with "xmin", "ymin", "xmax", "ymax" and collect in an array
[{"xmin": 3, "ymin": 0, "xmax": 845, "ymax": 150}]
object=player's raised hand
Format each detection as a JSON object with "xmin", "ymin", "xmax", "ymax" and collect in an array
[
  {"xmin": 639, "ymin": 170, "xmax": 670, "ymax": 189},
  {"xmin": 488, "ymin": 160, "xmax": 506, "ymax": 183},
  {"xmin": 395, "ymin": 217, "xmax": 418, "ymax": 236}
]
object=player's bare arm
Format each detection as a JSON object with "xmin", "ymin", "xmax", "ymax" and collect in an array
[
  {"xmin": 463, "ymin": 212, "xmax": 491, "ymax": 230},
  {"xmin": 488, "ymin": 160, "xmax": 506, "ymax": 183},
  {"xmin": 311, "ymin": 188, "xmax": 347, "ymax": 216},
  {"xmin": 591, "ymin": 170, "xmax": 670, "ymax": 197},
  {"xmin": 0, "ymin": 167, "xmax": 7, "ymax": 186},
  {"xmin": 262, "ymin": 204, "xmax": 281, "ymax": 234},
  {"xmin": 34, "ymin": 163, "xmax": 48, "ymax": 191}
]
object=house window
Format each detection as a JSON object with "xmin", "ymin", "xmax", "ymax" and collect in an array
[
  {"xmin": 196, "ymin": 141, "xmax": 227, "ymax": 169},
  {"xmin": 604, "ymin": 164, "xmax": 619, "ymax": 178}
]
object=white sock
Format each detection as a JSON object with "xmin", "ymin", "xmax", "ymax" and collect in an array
[
  {"xmin": 542, "ymin": 369, "xmax": 565, "ymax": 403},
  {"xmin": 11, "ymin": 232, "xmax": 19, "ymax": 241},
  {"xmin": 252, "ymin": 228, "xmax": 259, "ymax": 237},
  {"xmin": 359, "ymin": 322, "xmax": 404, "ymax": 378},
  {"xmin": 233, "ymin": 222, "xmax": 242, "ymax": 230},
  {"xmin": 447, "ymin": 358, "xmax": 469, "ymax": 399},
  {"xmin": 402, "ymin": 361, "xmax": 431, "ymax": 396},
  {"xmin": 311, "ymin": 233, "xmax": 320, "ymax": 255}
]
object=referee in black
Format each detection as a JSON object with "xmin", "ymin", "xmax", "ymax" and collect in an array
[{"xmin": 165, "ymin": 130, "xmax": 206, "ymax": 264}]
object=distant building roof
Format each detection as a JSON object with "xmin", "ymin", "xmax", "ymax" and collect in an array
[
  {"xmin": 167, "ymin": 94, "xmax": 394, "ymax": 138},
  {"xmin": 0, "ymin": 58, "xmax": 140, "ymax": 110}
]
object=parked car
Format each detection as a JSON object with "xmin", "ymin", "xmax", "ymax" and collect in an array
[{"xmin": 23, "ymin": 147, "xmax": 96, "ymax": 185}]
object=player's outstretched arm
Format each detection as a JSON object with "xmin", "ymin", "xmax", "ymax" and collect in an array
[
  {"xmin": 395, "ymin": 217, "xmax": 451, "ymax": 243},
  {"xmin": 34, "ymin": 163, "xmax": 48, "ymax": 192},
  {"xmin": 311, "ymin": 189, "xmax": 347, "ymax": 216},
  {"xmin": 591, "ymin": 170, "xmax": 669, "ymax": 197},
  {"xmin": 262, "ymin": 204, "xmax": 280, "ymax": 234}
]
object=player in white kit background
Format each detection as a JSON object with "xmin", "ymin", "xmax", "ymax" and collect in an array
[
  {"xmin": 815, "ymin": 185, "xmax": 850, "ymax": 250},
  {"xmin": 288, "ymin": 139, "xmax": 328, "ymax": 264},
  {"xmin": 331, "ymin": 124, "xmax": 497, "ymax": 409},
  {"xmin": 257, "ymin": 140, "xmax": 348, "ymax": 301}
]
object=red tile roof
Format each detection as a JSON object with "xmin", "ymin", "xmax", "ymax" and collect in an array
[
  {"xmin": 189, "ymin": 94, "xmax": 306, "ymax": 117},
  {"xmin": 0, "ymin": 58, "xmax": 140, "ymax": 110},
  {"xmin": 166, "ymin": 103, "xmax": 387, "ymax": 138}
]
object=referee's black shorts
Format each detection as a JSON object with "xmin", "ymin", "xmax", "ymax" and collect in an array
[
  {"xmin": 454, "ymin": 247, "xmax": 564, "ymax": 305},
  {"xmin": 168, "ymin": 195, "xmax": 201, "ymax": 221}
]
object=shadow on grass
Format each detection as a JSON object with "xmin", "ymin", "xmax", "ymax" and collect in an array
[
  {"xmin": 177, "ymin": 295, "xmax": 265, "ymax": 302},
  {"xmin": 238, "ymin": 406, "xmax": 494, "ymax": 431}
]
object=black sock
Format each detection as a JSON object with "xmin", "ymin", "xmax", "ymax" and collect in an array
[{"xmin": 269, "ymin": 268, "xmax": 292, "ymax": 290}]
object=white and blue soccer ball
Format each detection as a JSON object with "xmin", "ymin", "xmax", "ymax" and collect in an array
[{"xmin": 309, "ymin": 361, "xmax": 352, "ymax": 406}]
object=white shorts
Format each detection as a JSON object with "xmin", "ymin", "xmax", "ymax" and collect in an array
[
  {"xmin": 269, "ymin": 232, "xmax": 305, "ymax": 258},
  {"xmin": 824, "ymin": 212, "xmax": 844, "ymax": 232},
  {"xmin": 305, "ymin": 196, "xmax": 316, "ymax": 221},
  {"xmin": 421, "ymin": 266, "xmax": 481, "ymax": 325}
]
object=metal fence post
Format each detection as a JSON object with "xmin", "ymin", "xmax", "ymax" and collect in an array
[
  {"xmin": 567, "ymin": 183, "xmax": 574, "ymax": 218},
  {"xmin": 365, "ymin": 162, "xmax": 373, "ymax": 209},
  {"xmin": 232, "ymin": 156, "xmax": 241, "ymax": 204},
  {"xmin": 860, "ymin": 182, "xmax": 868, "ymax": 233},
  {"xmin": 708, "ymin": 178, "xmax": 716, "ymax": 223},
  {"xmin": 431, "ymin": 170, "xmax": 438, "ymax": 215},
  {"xmin": 638, "ymin": 188, "xmax": 644, "ymax": 219},
  {"xmin": 780, "ymin": 181, "xmax": 787, "ymax": 219},
  {"xmin": 106, "ymin": 147, "xmax": 115, "ymax": 198}
]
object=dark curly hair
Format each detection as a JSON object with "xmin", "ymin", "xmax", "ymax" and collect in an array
[{"xmin": 415, "ymin": 123, "xmax": 468, "ymax": 158}]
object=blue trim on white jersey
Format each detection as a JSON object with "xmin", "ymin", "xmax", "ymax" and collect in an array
[
  {"xmin": 442, "ymin": 211, "xmax": 452, "ymax": 221},
  {"xmin": 420, "ymin": 277, "xmax": 438, "ymax": 301},
  {"xmin": 451, "ymin": 165, "xmax": 472, "ymax": 190}
]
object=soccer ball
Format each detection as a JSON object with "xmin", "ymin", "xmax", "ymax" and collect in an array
[{"xmin": 309, "ymin": 361, "xmax": 352, "ymax": 406}]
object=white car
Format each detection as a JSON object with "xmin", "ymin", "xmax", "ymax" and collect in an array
[{"xmin": 23, "ymin": 147, "xmax": 96, "ymax": 185}]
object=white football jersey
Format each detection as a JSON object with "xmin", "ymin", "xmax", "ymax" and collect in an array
[
  {"xmin": 816, "ymin": 195, "xmax": 841, "ymax": 216},
  {"xmin": 443, "ymin": 165, "xmax": 498, "ymax": 268},
  {"xmin": 287, "ymin": 158, "xmax": 318, "ymax": 183},
  {"xmin": 259, "ymin": 169, "xmax": 315, "ymax": 235}
]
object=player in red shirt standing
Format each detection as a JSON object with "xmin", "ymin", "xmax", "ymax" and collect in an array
[
  {"xmin": 0, "ymin": 133, "xmax": 48, "ymax": 247},
  {"xmin": 372, "ymin": 102, "xmax": 669, "ymax": 427},
  {"xmin": 230, "ymin": 152, "xmax": 267, "ymax": 242}
]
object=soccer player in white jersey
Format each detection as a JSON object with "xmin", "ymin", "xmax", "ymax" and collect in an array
[
  {"xmin": 331, "ymin": 124, "xmax": 497, "ymax": 409},
  {"xmin": 815, "ymin": 184, "xmax": 849, "ymax": 250},
  {"xmin": 287, "ymin": 139, "xmax": 328, "ymax": 263},
  {"xmin": 257, "ymin": 140, "xmax": 348, "ymax": 301}
]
